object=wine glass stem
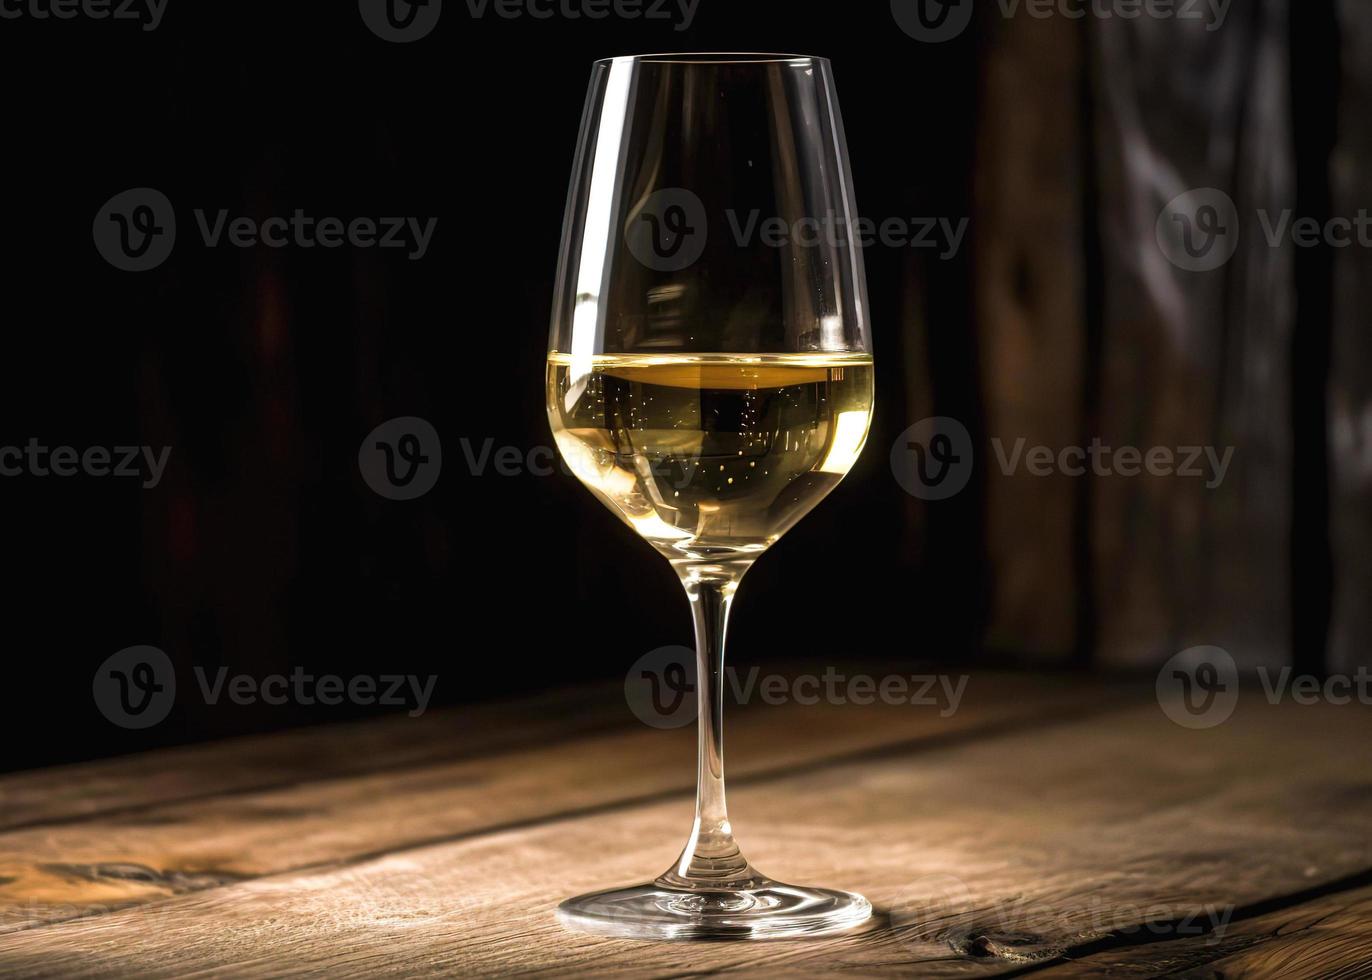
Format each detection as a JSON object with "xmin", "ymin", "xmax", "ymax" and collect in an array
[{"xmin": 658, "ymin": 572, "xmax": 759, "ymax": 891}]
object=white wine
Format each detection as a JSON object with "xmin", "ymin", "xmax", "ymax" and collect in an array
[{"xmin": 547, "ymin": 352, "xmax": 874, "ymax": 564}]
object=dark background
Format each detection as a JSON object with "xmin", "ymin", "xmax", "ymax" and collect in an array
[{"xmin": 3, "ymin": 0, "xmax": 1365, "ymax": 771}]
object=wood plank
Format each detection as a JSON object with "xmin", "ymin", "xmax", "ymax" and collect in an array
[
  {"xmin": 0, "ymin": 683, "xmax": 621, "ymax": 832},
  {"xmin": 1089, "ymin": 4, "xmax": 1293, "ymax": 668},
  {"xmin": 1329, "ymin": 0, "xmax": 1372, "ymax": 676},
  {"xmin": 0, "ymin": 672, "xmax": 1133, "ymax": 933},
  {"xmin": 975, "ymin": 4, "xmax": 1086, "ymax": 662},
  {"xmin": 2, "ymin": 697, "xmax": 1368, "ymax": 977},
  {"xmin": 1032, "ymin": 880, "xmax": 1372, "ymax": 977}
]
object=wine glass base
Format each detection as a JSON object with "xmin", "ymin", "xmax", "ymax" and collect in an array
[{"xmin": 556, "ymin": 877, "xmax": 872, "ymax": 940}]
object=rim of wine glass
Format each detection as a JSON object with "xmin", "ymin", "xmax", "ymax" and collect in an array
[{"xmin": 593, "ymin": 52, "xmax": 829, "ymax": 66}]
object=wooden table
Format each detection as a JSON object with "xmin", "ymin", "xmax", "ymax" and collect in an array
[{"xmin": 3, "ymin": 671, "xmax": 1371, "ymax": 977}]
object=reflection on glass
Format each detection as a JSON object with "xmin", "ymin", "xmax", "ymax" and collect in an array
[{"xmin": 548, "ymin": 53, "xmax": 875, "ymax": 940}]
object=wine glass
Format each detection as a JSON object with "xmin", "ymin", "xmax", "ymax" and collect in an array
[{"xmin": 546, "ymin": 52, "xmax": 874, "ymax": 940}]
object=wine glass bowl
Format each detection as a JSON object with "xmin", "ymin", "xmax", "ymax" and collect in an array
[
  {"xmin": 548, "ymin": 352, "xmax": 875, "ymax": 569},
  {"xmin": 547, "ymin": 52, "xmax": 874, "ymax": 940}
]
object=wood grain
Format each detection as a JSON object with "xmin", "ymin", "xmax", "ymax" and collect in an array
[
  {"xmin": 1, "ymin": 686, "xmax": 1369, "ymax": 978},
  {"xmin": 0, "ymin": 672, "xmax": 1130, "ymax": 933},
  {"xmin": 1329, "ymin": 0, "xmax": 1372, "ymax": 676},
  {"xmin": 0, "ymin": 683, "xmax": 621, "ymax": 832},
  {"xmin": 1089, "ymin": 6, "xmax": 1293, "ymax": 669},
  {"xmin": 974, "ymin": 6, "xmax": 1086, "ymax": 662},
  {"xmin": 1035, "ymin": 880, "xmax": 1372, "ymax": 977}
]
